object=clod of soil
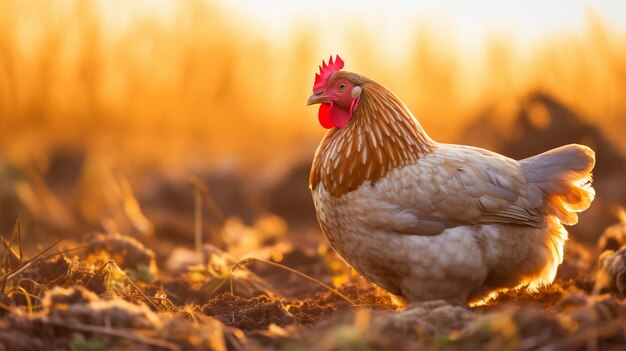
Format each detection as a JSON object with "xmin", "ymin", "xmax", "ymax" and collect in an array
[
  {"xmin": 84, "ymin": 232, "xmax": 157, "ymax": 275},
  {"xmin": 472, "ymin": 279, "xmax": 596, "ymax": 313},
  {"xmin": 599, "ymin": 246, "xmax": 626, "ymax": 297},
  {"xmin": 381, "ymin": 300, "xmax": 475, "ymax": 333},
  {"xmin": 313, "ymin": 281, "xmax": 397, "ymax": 310},
  {"xmin": 12, "ymin": 254, "xmax": 109, "ymax": 304},
  {"xmin": 203, "ymin": 293, "xmax": 295, "ymax": 331},
  {"xmin": 569, "ymin": 294, "xmax": 626, "ymax": 326},
  {"xmin": 599, "ymin": 216, "xmax": 626, "ymax": 252},
  {"xmin": 157, "ymin": 313, "xmax": 247, "ymax": 350},
  {"xmin": 43, "ymin": 286, "xmax": 160, "ymax": 329},
  {"xmin": 18, "ymin": 255, "xmax": 73, "ymax": 286},
  {"xmin": 286, "ymin": 300, "xmax": 335, "ymax": 325},
  {"xmin": 42, "ymin": 285, "xmax": 98, "ymax": 308}
]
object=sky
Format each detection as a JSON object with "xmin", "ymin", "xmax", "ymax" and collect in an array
[
  {"xmin": 94, "ymin": 1, "xmax": 626, "ymax": 57},
  {"xmin": 221, "ymin": 0, "xmax": 626, "ymax": 50}
]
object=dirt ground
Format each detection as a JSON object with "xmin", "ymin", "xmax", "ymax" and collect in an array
[{"xmin": 1, "ymin": 199, "xmax": 626, "ymax": 351}]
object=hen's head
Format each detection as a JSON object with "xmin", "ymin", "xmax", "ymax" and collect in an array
[{"xmin": 307, "ymin": 55, "xmax": 365, "ymax": 129}]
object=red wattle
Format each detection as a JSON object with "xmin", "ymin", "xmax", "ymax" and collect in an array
[
  {"xmin": 329, "ymin": 105, "xmax": 351, "ymax": 128},
  {"xmin": 318, "ymin": 103, "xmax": 333, "ymax": 129}
]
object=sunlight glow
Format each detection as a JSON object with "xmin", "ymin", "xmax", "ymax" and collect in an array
[
  {"xmin": 3, "ymin": 0, "xmax": 626, "ymax": 169},
  {"xmin": 220, "ymin": 0, "xmax": 626, "ymax": 49}
]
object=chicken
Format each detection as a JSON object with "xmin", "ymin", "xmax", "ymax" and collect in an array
[{"xmin": 306, "ymin": 55, "xmax": 595, "ymax": 304}]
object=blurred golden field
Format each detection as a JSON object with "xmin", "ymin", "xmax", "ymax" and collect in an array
[
  {"xmin": 1, "ymin": 0, "xmax": 625, "ymax": 171},
  {"xmin": 1, "ymin": 1, "xmax": 626, "ymax": 350}
]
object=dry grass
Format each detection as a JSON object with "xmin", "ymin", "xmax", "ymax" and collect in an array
[{"xmin": 0, "ymin": 1, "xmax": 625, "ymax": 176}]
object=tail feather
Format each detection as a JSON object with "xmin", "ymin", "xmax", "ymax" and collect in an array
[{"xmin": 520, "ymin": 144, "xmax": 596, "ymax": 225}]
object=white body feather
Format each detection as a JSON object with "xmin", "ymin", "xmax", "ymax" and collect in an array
[{"xmin": 312, "ymin": 143, "xmax": 592, "ymax": 303}]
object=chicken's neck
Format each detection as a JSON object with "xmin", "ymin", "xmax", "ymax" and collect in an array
[{"xmin": 310, "ymin": 81, "xmax": 435, "ymax": 197}]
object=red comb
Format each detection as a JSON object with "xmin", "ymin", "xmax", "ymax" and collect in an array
[{"xmin": 313, "ymin": 55, "xmax": 344, "ymax": 92}]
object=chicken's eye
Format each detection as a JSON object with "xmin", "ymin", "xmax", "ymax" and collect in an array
[{"xmin": 338, "ymin": 83, "xmax": 346, "ymax": 90}]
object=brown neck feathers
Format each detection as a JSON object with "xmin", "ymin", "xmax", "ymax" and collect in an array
[{"xmin": 310, "ymin": 75, "xmax": 435, "ymax": 197}]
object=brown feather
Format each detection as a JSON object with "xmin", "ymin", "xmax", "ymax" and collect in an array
[{"xmin": 310, "ymin": 72, "xmax": 435, "ymax": 197}]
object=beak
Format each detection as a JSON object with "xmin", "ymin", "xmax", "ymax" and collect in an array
[{"xmin": 307, "ymin": 93, "xmax": 330, "ymax": 106}]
